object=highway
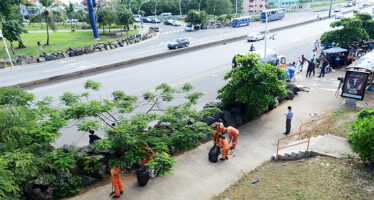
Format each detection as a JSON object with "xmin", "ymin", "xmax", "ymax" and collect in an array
[
  {"xmin": 0, "ymin": 5, "xmax": 358, "ymax": 87},
  {"xmin": 28, "ymin": 15, "xmax": 336, "ymax": 147}
]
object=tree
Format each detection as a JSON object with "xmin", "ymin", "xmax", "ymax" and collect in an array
[
  {"xmin": 33, "ymin": 0, "xmax": 66, "ymax": 45},
  {"xmin": 321, "ymin": 13, "xmax": 374, "ymax": 48},
  {"xmin": 348, "ymin": 109, "xmax": 374, "ymax": 165},
  {"xmin": 206, "ymin": 0, "xmax": 233, "ymax": 16},
  {"xmin": 97, "ymin": 7, "xmax": 117, "ymax": 32},
  {"xmin": 217, "ymin": 53, "xmax": 286, "ymax": 117},
  {"xmin": 1, "ymin": 20, "xmax": 27, "ymax": 54},
  {"xmin": 185, "ymin": 10, "xmax": 208, "ymax": 26},
  {"xmin": 116, "ymin": 5, "xmax": 134, "ymax": 35},
  {"xmin": 0, "ymin": 87, "xmax": 67, "ymax": 198}
]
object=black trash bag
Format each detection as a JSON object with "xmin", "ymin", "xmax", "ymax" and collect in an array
[
  {"xmin": 208, "ymin": 145, "xmax": 220, "ymax": 163},
  {"xmin": 136, "ymin": 169, "xmax": 150, "ymax": 187}
]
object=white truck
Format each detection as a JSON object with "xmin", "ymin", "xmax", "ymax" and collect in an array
[{"xmin": 232, "ymin": 48, "xmax": 287, "ymax": 68}]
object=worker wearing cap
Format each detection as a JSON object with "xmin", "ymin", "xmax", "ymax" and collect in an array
[
  {"xmin": 227, "ymin": 126, "xmax": 239, "ymax": 150},
  {"xmin": 212, "ymin": 122, "xmax": 224, "ymax": 144},
  {"xmin": 216, "ymin": 135, "xmax": 229, "ymax": 161}
]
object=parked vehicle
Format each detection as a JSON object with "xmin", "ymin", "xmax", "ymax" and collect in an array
[
  {"xmin": 247, "ymin": 32, "xmax": 265, "ymax": 42},
  {"xmin": 160, "ymin": 13, "xmax": 172, "ymax": 18},
  {"xmin": 171, "ymin": 20, "xmax": 181, "ymax": 26},
  {"xmin": 185, "ymin": 24, "xmax": 193, "ymax": 32},
  {"xmin": 232, "ymin": 48, "xmax": 287, "ymax": 68},
  {"xmin": 168, "ymin": 38, "xmax": 190, "ymax": 49},
  {"xmin": 260, "ymin": 8, "xmax": 285, "ymax": 22},
  {"xmin": 232, "ymin": 16, "xmax": 252, "ymax": 27},
  {"xmin": 335, "ymin": 12, "xmax": 344, "ymax": 19},
  {"xmin": 141, "ymin": 17, "xmax": 151, "ymax": 23},
  {"xmin": 362, "ymin": 3, "xmax": 369, "ymax": 7},
  {"xmin": 346, "ymin": 1, "xmax": 353, "ymax": 7},
  {"xmin": 150, "ymin": 18, "xmax": 160, "ymax": 23},
  {"xmin": 164, "ymin": 19, "xmax": 173, "ymax": 25},
  {"xmin": 66, "ymin": 19, "xmax": 78, "ymax": 23}
]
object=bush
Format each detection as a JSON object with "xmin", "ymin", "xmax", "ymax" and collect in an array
[
  {"xmin": 145, "ymin": 153, "xmax": 176, "ymax": 176},
  {"xmin": 348, "ymin": 109, "xmax": 374, "ymax": 164},
  {"xmin": 53, "ymin": 174, "xmax": 82, "ymax": 199}
]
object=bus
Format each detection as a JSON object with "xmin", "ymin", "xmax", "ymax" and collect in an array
[
  {"xmin": 260, "ymin": 9, "xmax": 285, "ymax": 22},
  {"xmin": 232, "ymin": 16, "xmax": 253, "ymax": 27},
  {"xmin": 160, "ymin": 13, "xmax": 172, "ymax": 18}
]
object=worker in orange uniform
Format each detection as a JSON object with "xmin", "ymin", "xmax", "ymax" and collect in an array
[
  {"xmin": 212, "ymin": 122, "xmax": 224, "ymax": 144},
  {"xmin": 227, "ymin": 126, "xmax": 240, "ymax": 150},
  {"xmin": 216, "ymin": 135, "xmax": 229, "ymax": 161},
  {"xmin": 110, "ymin": 163, "xmax": 124, "ymax": 199}
]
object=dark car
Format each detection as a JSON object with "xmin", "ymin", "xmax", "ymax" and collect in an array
[
  {"xmin": 141, "ymin": 17, "xmax": 151, "ymax": 23},
  {"xmin": 164, "ymin": 20, "xmax": 173, "ymax": 25},
  {"xmin": 167, "ymin": 38, "xmax": 190, "ymax": 49}
]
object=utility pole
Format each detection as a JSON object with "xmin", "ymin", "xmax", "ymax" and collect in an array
[
  {"xmin": 179, "ymin": 0, "xmax": 182, "ymax": 16},
  {"xmin": 328, "ymin": 0, "xmax": 333, "ymax": 18},
  {"xmin": 262, "ymin": 0, "xmax": 268, "ymax": 58},
  {"xmin": 87, "ymin": 0, "xmax": 99, "ymax": 39},
  {"xmin": 199, "ymin": 0, "xmax": 203, "ymax": 12},
  {"xmin": 236, "ymin": 0, "xmax": 238, "ymax": 15},
  {"xmin": 155, "ymin": 0, "xmax": 161, "ymax": 17},
  {"xmin": 0, "ymin": 30, "xmax": 14, "ymax": 67}
]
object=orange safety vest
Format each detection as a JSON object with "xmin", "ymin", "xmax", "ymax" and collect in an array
[{"xmin": 110, "ymin": 167, "xmax": 121, "ymax": 181}]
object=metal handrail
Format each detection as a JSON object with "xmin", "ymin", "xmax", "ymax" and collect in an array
[
  {"xmin": 276, "ymin": 130, "xmax": 312, "ymax": 157},
  {"xmin": 298, "ymin": 116, "xmax": 331, "ymax": 139}
]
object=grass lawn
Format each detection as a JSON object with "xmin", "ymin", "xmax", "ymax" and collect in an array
[
  {"xmin": 299, "ymin": 108, "xmax": 360, "ymax": 140},
  {"xmin": 0, "ymin": 30, "xmax": 138, "ymax": 60},
  {"xmin": 212, "ymin": 157, "xmax": 374, "ymax": 200},
  {"xmin": 23, "ymin": 23, "xmax": 135, "ymax": 31}
]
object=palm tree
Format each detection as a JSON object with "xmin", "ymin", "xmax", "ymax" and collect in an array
[{"xmin": 33, "ymin": 0, "xmax": 65, "ymax": 45}]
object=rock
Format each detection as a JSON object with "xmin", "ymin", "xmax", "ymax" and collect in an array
[
  {"xmin": 241, "ymin": 113, "xmax": 250, "ymax": 124},
  {"xmin": 94, "ymin": 48, "xmax": 100, "ymax": 52},
  {"xmin": 97, "ymin": 165, "xmax": 108, "ymax": 178},
  {"xmin": 96, "ymin": 43, "xmax": 105, "ymax": 49},
  {"xmin": 232, "ymin": 113, "xmax": 242, "ymax": 127},
  {"xmin": 84, "ymin": 46, "xmax": 94, "ymax": 54},
  {"xmin": 203, "ymin": 101, "xmax": 222, "ymax": 109},
  {"xmin": 25, "ymin": 187, "xmax": 53, "ymax": 200},
  {"xmin": 188, "ymin": 118, "xmax": 196, "ymax": 125},
  {"xmin": 75, "ymin": 48, "xmax": 84, "ymax": 56},
  {"xmin": 34, "ymin": 174, "xmax": 53, "ymax": 189},
  {"xmin": 154, "ymin": 122, "xmax": 171, "ymax": 130},
  {"xmin": 26, "ymin": 56, "xmax": 38, "ymax": 64},
  {"xmin": 45, "ymin": 54, "xmax": 57, "ymax": 61},
  {"xmin": 105, "ymin": 44, "xmax": 110, "ymax": 50},
  {"xmin": 222, "ymin": 110, "xmax": 236, "ymax": 127},
  {"xmin": 286, "ymin": 83, "xmax": 300, "ymax": 94},
  {"xmin": 37, "ymin": 56, "xmax": 46, "ymax": 62},
  {"xmin": 100, "ymin": 47, "xmax": 106, "ymax": 51},
  {"xmin": 202, "ymin": 116, "xmax": 216, "ymax": 126},
  {"xmin": 286, "ymin": 89, "xmax": 294, "ymax": 100},
  {"xmin": 60, "ymin": 144, "xmax": 78, "ymax": 153},
  {"xmin": 230, "ymin": 105, "xmax": 243, "ymax": 115},
  {"xmin": 79, "ymin": 145, "xmax": 94, "ymax": 155},
  {"xmin": 68, "ymin": 51, "xmax": 76, "ymax": 57},
  {"xmin": 81, "ymin": 175, "xmax": 98, "ymax": 186}
]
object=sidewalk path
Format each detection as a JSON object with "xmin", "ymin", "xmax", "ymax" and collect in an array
[{"xmin": 69, "ymin": 71, "xmax": 374, "ymax": 200}]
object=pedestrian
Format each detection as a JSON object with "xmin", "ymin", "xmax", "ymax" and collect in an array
[
  {"xmin": 313, "ymin": 40, "xmax": 319, "ymax": 51},
  {"xmin": 88, "ymin": 130, "xmax": 101, "ymax": 145},
  {"xmin": 318, "ymin": 59, "xmax": 329, "ymax": 77},
  {"xmin": 300, "ymin": 55, "xmax": 306, "ymax": 72},
  {"xmin": 216, "ymin": 135, "xmax": 229, "ymax": 161},
  {"xmin": 250, "ymin": 44, "xmax": 255, "ymax": 51},
  {"xmin": 212, "ymin": 122, "xmax": 224, "ymax": 144},
  {"xmin": 284, "ymin": 106, "xmax": 293, "ymax": 135},
  {"xmin": 226, "ymin": 126, "xmax": 239, "ymax": 150},
  {"xmin": 110, "ymin": 162, "xmax": 124, "ymax": 199},
  {"xmin": 306, "ymin": 59, "xmax": 315, "ymax": 77},
  {"xmin": 311, "ymin": 49, "xmax": 316, "ymax": 60}
]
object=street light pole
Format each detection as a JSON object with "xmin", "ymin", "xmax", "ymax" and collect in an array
[
  {"xmin": 155, "ymin": 0, "xmax": 161, "ymax": 17},
  {"xmin": 138, "ymin": 1, "xmax": 150, "ymax": 38},
  {"xmin": 199, "ymin": 0, "xmax": 203, "ymax": 12},
  {"xmin": 0, "ymin": 30, "xmax": 14, "ymax": 67},
  {"xmin": 235, "ymin": 0, "xmax": 237, "ymax": 15},
  {"xmin": 179, "ymin": 0, "xmax": 182, "ymax": 16},
  {"xmin": 328, "ymin": 0, "xmax": 333, "ymax": 18},
  {"xmin": 262, "ymin": 0, "xmax": 268, "ymax": 58}
]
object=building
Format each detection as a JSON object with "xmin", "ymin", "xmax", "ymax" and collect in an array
[
  {"xmin": 242, "ymin": 0, "xmax": 267, "ymax": 13},
  {"xmin": 267, "ymin": 0, "xmax": 298, "ymax": 8}
]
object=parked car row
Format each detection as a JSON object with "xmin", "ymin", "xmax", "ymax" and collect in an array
[{"xmin": 164, "ymin": 19, "xmax": 182, "ymax": 26}]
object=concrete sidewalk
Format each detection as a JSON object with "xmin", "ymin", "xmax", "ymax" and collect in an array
[{"xmin": 69, "ymin": 71, "xmax": 368, "ymax": 200}]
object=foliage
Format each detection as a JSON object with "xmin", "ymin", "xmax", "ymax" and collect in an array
[
  {"xmin": 84, "ymin": 80, "xmax": 102, "ymax": 91},
  {"xmin": 348, "ymin": 109, "xmax": 374, "ymax": 164},
  {"xmin": 116, "ymin": 5, "xmax": 134, "ymax": 31},
  {"xmin": 97, "ymin": 7, "xmax": 117, "ymax": 32},
  {"xmin": 53, "ymin": 174, "xmax": 82, "ymax": 199},
  {"xmin": 78, "ymin": 155, "xmax": 102, "ymax": 175},
  {"xmin": 185, "ymin": 10, "xmax": 208, "ymax": 26},
  {"xmin": 321, "ymin": 13, "xmax": 373, "ymax": 48},
  {"xmin": 217, "ymin": 53, "xmax": 286, "ymax": 117},
  {"xmin": 0, "ymin": 87, "xmax": 67, "ymax": 198},
  {"xmin": 48, "ymin": 149, "xmax": 76, "ymax": 172},
  {"xmin": 1, "ymin": 20, "xmax": 27, "ymax": 54},
  {"xmin": 77, "ymin": 120, "xmax": 101, "ymax": 132},
  {"xmin": 206, "ymin": 0, "xmax": 233, "ymax": 16},
  {"xmin": 145, "ymin": 153, "xmax": 176, "ymax": 176}
]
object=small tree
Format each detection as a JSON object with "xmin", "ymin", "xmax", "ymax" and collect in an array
[
  {"xmin": 348, "ymin": 109, "xmax": 374, "ymax": 165},
  {"xmin": 116, "ymin": 5, "xmax": 134, "ymax": 35},
  {"xmin": 185, "ymin": 10, "xmax": 200, "ymax": 25},
  {"xmin": 1, "ymin": 20, "xmax": 26, "ymax": 54},
  {"xmin": 98, "ymin": 7, "xmax": 117, "ymax": 32},
  {"xmin": 217, "ymin": 53, "xmax": 286, "ymax": 117}
]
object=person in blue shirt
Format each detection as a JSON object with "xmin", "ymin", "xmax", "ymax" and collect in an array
[{"xmin": 284, "ymin": 106, "xmax": 293, "ymax": 135}]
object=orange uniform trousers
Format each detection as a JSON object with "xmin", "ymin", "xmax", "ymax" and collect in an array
[
  {"xmin": 110, "ymin": 168, "xmax": 124, "ymax": 197},
  {"xmin": 227, "ymin": 126, "xmax": 239, "ymax": 149},
  {"xmin": 217, "ymin": 138, "xmax": 229, "ymax": 160}
]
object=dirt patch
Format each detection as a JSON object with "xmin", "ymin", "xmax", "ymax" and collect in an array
[{"xmin": 211, "ymin": 157, "xmax": 374, "ymax": 200}]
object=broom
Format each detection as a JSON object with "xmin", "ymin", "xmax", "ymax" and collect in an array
[
  {"xmin": 109, "ymin": 185, "xmax": 115, "ymax": 196},
  {"xmin": 241, "ymin": 169, "xmax": 259, "ymax": 184}
]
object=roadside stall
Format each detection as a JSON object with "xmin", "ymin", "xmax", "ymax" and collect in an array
[
  {"xmin": 322, "ymin": 47, "xmax": 348, "ymax": 69},
  {"xmin": 343, "ymin": 51, "xmax": 374, "ymax": 101}
]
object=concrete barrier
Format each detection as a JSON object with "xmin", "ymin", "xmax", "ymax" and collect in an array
[{"xmin": 10, "ymin": 7, "xmax": 358, "ymax": 88}]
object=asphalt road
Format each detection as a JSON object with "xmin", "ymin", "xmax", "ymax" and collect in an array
[
  {"xmin": 27, "ymin": 14, "xmax": 337, "ymax": 147},
  {"xmin": 0, "ymin": 5, "xmax": 361, "ymax": 87}
]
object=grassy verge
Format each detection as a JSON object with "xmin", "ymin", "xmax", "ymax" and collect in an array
[
  {"xmin": 300, "ymin": 108, "xmax": 360, "ymax": 140},
  {"xmin": 0, "ymin": 30, "xmax": 138, "ymax": 59},
  {"xmin": 212, "ymin": 157, "xmax": 374, "ymax": 200},
  {"xmin": 23, "ymin": 23, "xmax": 135, "ymax": 31}
]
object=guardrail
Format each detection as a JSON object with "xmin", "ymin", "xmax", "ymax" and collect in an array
[
  {"xmin": 298, "ymin": 116, "xmax": 331, "ymax": 139},
  {"xmin": 276, "ymin": 130, "xmax": 312, "ymax": 157}
]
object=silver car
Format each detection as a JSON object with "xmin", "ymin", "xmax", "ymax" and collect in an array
[{"xmin": 247, "ymin": 32, "xmax": 265, "ymax": 42}]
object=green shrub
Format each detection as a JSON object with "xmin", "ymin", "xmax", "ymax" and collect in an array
[
  {"xmin": 48, "ymin": 149, "xmax": 76, "ymax": 172},
  {"xmin": 78, "ymin": 155, "xmax": 102, "ymax": 175},
  {"xmin": 53, "ymin": 174, "xmax": 82, "ymax": 199},
  {"xmin": 348, "ymin": 109, "xmax": 374, "ymax": 164},
  {"xmin": 145, "ymin": 153, "xmax": 176, "ymax": 176}
]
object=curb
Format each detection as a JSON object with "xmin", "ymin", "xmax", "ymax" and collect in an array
[{"xmin": 9, "ymin": 8, "xmax": 355, "ymax": 88}]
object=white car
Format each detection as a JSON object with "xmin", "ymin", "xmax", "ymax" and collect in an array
[
  {"xmin": 335, "ymin": 13, "xmax": 344, "ymax": 19},
  {"xmin": 247, "ymin": 32, "xmax": 265, "ymax": 42},
  {"xmin": 185, "ymin": 26, "xmax": 193, "ymax": 32},
  {"xmin": 171, "ymin": 20, "xmax": 181, "ymax": 26}
]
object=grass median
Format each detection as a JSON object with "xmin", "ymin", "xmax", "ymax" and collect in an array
[
  {"xmin": 212, "ymin": 156, "xmax": 374, "ymax": 200},
  {"xmin": 0, "ymin": 30, "xmax": 139, "ymax": 60}
]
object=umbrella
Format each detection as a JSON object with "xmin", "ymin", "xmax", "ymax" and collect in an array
[{"xmin": 323, "ymin": 47, "xmax": 348, "ymax": 54}]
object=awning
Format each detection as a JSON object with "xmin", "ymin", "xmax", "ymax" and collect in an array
[
  {"xmin": 323, "ymin": 47, "xmax": 348, "ymax": 54},
  {"xmin": 346, "ymin": 51, "xmax": 374, "ymax": 72}
]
